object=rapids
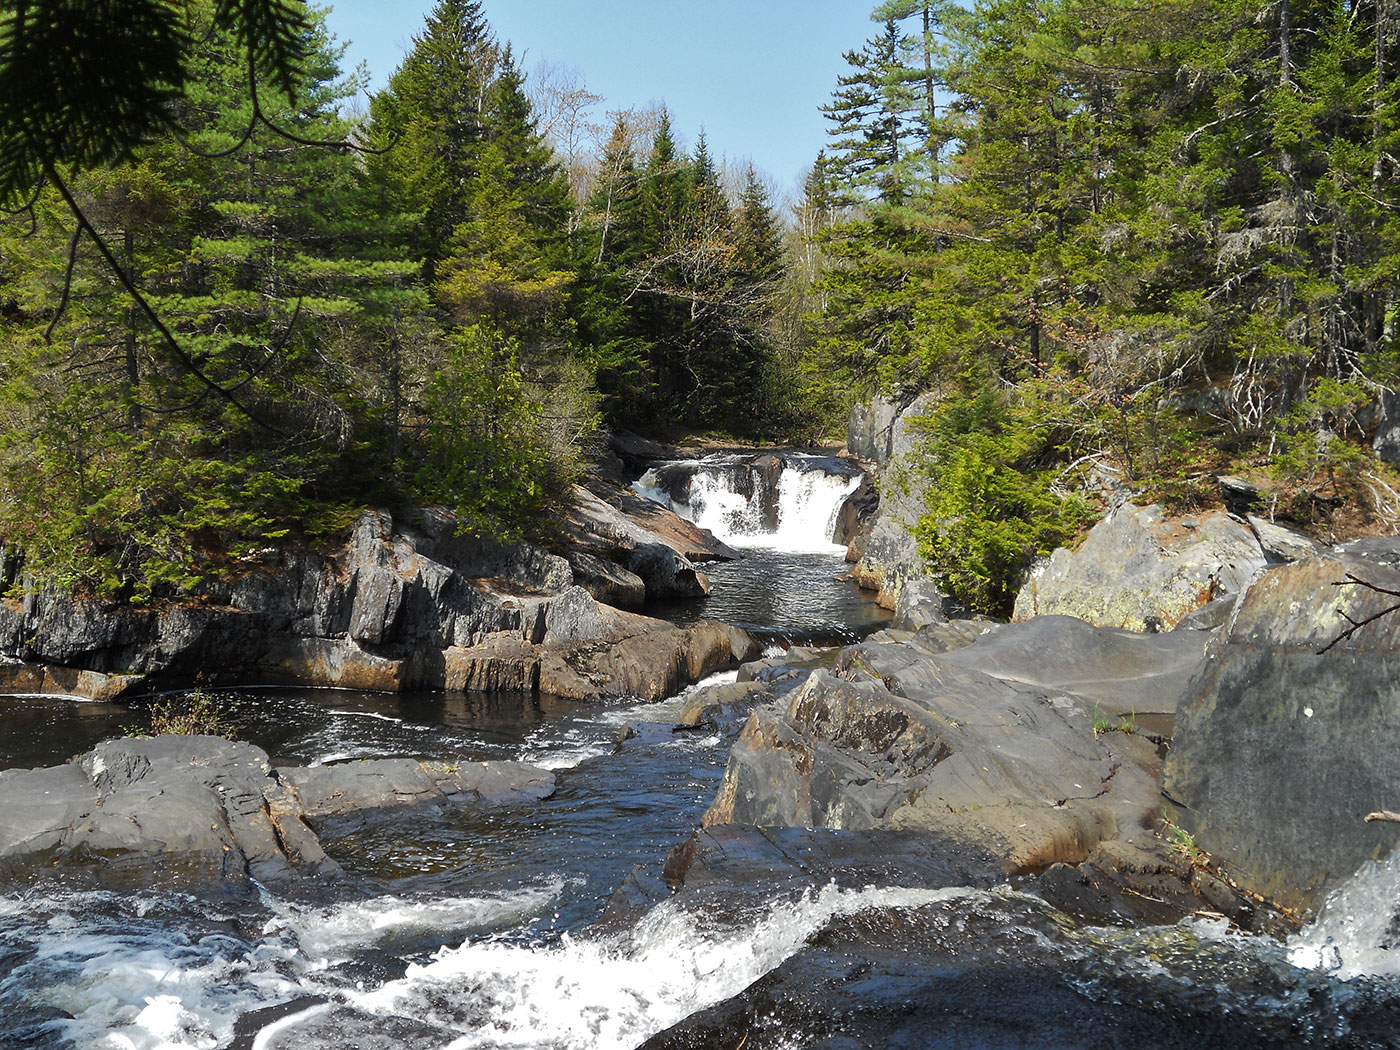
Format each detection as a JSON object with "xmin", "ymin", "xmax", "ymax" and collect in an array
[{"xmin": 3, "ymin": 453, "xmax": 1400, "ymax": 1049}]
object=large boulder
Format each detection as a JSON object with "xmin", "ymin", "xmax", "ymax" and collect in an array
[
  {"xmin": 566, "ymin": 484, "xmax": 729, "ymax": 603},
  {"xmin": 846, "ymin": 394, "xmax": 903, "ymax": 466},
  {"xmin": 932, "ymin": 614, "xmax": 1211, "ymax": 720},
  {"xmin": 1013, "ymin": 502, "xmax": 1269, "ymax": 631},
  {"xmin": 441, "ymin": 601, "xmax": 760, "ymax": 702},
  {"xmin": 1162, "ymin": 541, "xmax": 1400, "ymax": 914}
]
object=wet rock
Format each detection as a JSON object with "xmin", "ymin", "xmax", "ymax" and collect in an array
[
  {"xmin": 282, "ymin": 758, "xmax": 555, "ymax": 830},
  {"xmin": 831, "ymin": 473, "xmax": 878, "ymax": 553},
  {"xmin": 0, "ymin": 736, "xmax": 336, "ymax": 895},
  {"xmin": 444, "ymin": 612, "xmax": 759, "ymax": 702},
  {"xmin": 1162, "ymin": 541, "xmax": 1400, "ymax": 914},
  {"xmin": 1013, "ymin": 502, "xmax": 1268, "ymax": 631},
  {"xmin": 0, "ymin": 737, "xmax": 555, "ymax": 897},
  {"xmin": 638, "ymin": 896, "xmax": 1310, "ymax": 1050},
  {"xmin": 676, "ymin": 680, "xmax": 769, "ymax": 728}
]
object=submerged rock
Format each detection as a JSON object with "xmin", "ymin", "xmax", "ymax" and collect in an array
[{"xmin": 1163, "ymin": 541, "xmax": 1400, "ymax": 914}]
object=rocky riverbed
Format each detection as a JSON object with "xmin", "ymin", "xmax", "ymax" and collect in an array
[{"xmin": 5, "ymin": 424, "xmax": 1400, "ymax": 1048}]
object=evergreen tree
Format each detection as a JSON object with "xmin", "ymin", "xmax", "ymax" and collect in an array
[{"xmin": 367, "ymin": 0, "xmax": 497, "ymax": 277}]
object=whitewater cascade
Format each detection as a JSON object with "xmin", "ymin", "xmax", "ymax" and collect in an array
[{"xmin": 631, "ymin": 453, "xmax": 861, "ymax": 553}]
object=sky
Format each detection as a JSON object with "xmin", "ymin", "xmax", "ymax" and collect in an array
[{"xmin": 322, "ymin": 1, "xmax": 886, "ymax": 197}]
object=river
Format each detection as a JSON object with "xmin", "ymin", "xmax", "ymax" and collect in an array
[{"xmin": 2, "ymin": 454, "xmax": 1399, "ymax": 1049}]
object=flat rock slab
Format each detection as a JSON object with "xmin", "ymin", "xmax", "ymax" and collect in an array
[
  {"xmin": 0, "ymin": 736, "xmax": 554, "ymax": 896},
  {"xmin": 930, "ymin": 613, "xmax": 1210, "ymax": 717},
  {"xmin": 283, "ymin": 758, "xmax": 555, "ymax": 829}
]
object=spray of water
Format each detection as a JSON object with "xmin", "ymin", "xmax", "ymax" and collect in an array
[{"xmin": 338, "ymin": 883, "xmax": 970, "ymax": 1050}]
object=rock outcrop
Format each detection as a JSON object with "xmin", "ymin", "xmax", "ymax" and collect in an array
[
  {"xmin": 847, "ymin": 393, "xmax": 950, "ymax": 612},
  {"xmin": 0, "ymin": 735, "xmax": 554, "ymax": 895},
  {"xmin": 0, "ymin": 495, "xmax": 754, "ymax": 701},
  {"xmin": 698, "ymin": 617, "xmax": 1232, "ymax": 917},
  {"xmin": 1163, "ymin": 541, "xmax": 1400, "ymax": 914},
  {"xmin": 1013, "ymin": 502, "xmax": 1269, "ymax": 630}
]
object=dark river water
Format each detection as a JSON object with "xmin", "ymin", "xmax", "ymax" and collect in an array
[{"xmin": 2, "ymin": 457, "xmax": 1400, "ymax": 1049}]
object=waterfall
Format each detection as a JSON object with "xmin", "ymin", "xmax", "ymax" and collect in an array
[{"xmin": 631, "ymin": 453, "xmax": 861, "ymax": 553}]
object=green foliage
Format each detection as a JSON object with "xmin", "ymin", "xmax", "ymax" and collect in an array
[
  {"xmin": 908, "ymin": 387, "xmax": 1092, "ymax": 616},
  {"xmin": 1093, "ymin": 702, "xmax": 1136, "ymax": 737},
  {"xmin": 1269, "ymin": 378, "xmax": 1371, "ymax": 493},
  {"xmin": 411, "ymin": 324, "xmax": 553, "ymax": 541}
]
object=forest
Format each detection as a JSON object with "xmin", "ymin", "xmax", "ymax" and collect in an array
[{"xmin": 3, "ymin": 0, "xmax": 1400, "ymax": 615}]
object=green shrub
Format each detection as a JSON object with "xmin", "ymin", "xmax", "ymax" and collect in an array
[{"xmin": 908, "ymin": 386, "xmax": 1092, "ymax": 617}]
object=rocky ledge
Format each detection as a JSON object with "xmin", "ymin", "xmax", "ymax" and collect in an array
[
  {"xmin": 0, "ymin": 485, "xmax": 755, "ymax": 701},
  {"xmin": 686, "ymin": 613, "xmax": 1249, "ymax": 926},
  {"xmin": 0, "ymin": 734, "xmax": 554, "ymax": 897}
]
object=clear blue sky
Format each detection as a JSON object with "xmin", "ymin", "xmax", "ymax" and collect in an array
[{"xmin": 323, "ymin": 1, "xmax": 885, "ymax": 196}]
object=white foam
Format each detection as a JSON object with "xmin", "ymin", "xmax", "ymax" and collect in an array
[
  {"xmin": 264, "ymin": 882, "xmax": 569, "ymax": 961},
  {"xmin": 632, "ymin": 459, "xmax": 861, "ymax": 552},
  {"xmin": 339, "ymin": 882, "xmax": 970, "ymax": 1050},
  {"xmin": 1289, "ymin": 851, "xmax": 1400, "ymax": 978}
]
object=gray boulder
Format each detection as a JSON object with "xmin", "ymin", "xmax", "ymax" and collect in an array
[
  {"xmin": 0, "ymin": 736, "xmax": 334, "ymax": 894},
  {"xmin": 1247, "ymin": 514, "xmax": 1326, "ymax": 563},
  {"xmin": 1013, "ymin": 502, "xmax": 1268, "ymax": 631},
  {"xmin": 931, "ymin": 614, "xmax": 1210, "ymax": 719},
  {"xmin": 706, "ymin": 636, "xmax": 1164, "ymax": 873},
  {"xmin": 1372, "ymin": 389, "xmax": 1400, "ymax": 465},
  {"xmin": 846, "ymin": 394, "xmax": 903, "ymax": 465},
  {"xmin": 1162, "ymin": 541, "xmax": 1400, "ymax": 914}
]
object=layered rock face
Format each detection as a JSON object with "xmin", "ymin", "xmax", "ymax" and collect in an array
[
  {"xmin": 846, "ymin": 392, "xmax": 946, "ymax": 611},
  {"xmin": 0, "ymin": 492, "xmax": 753, "ymax": 701},
  {"xmin": 0, "ymin": 735, "xmax": 554, "ymax": 896},
  {"xmin": 697, "ymin": 616, "xmax": 1243, "ymax": 921},
  {"xmin": 1163, "ymin": 541, "xmax": 1400, "ymax": 914}
]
